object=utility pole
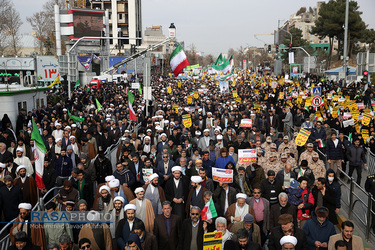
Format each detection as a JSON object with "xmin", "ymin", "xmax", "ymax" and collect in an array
[{"xmin": 343, "ymin": 0, "xmax": 349, "ymax": 81}]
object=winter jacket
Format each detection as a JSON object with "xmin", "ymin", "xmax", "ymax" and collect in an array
[
  {"xmin": 302, "ymin": 213, "xmax": 336, "ymax": 250},
  {"xmin": 326, "ymin": 139, "xmax": 344, "ymax": 160},
  {"xmin": 326, "ymin": 169, "xmax": 341, "ymax": 209},
  {"xmin": 310, "ymin": 127, "xmax": 327, "ymax": 147},
  {"xmin": 297, "ymin": 187, "xmax": 315, "ymax": 221},
  {"xmin": 311, "ymin": 186, "xmax": 338, "ymax": 225},
  {"xmin": 346, "ymin": 145, "xmax": 366, "ymax": 167},
  {"xmin": 56, "ymin": 156, "xmax": 73, "ymax": 177},
  {"xmin": 268, "ymin": 225, "xmax": 308, "ymax": 250},
  {"xmin": 94, "ymin": 157, "xmax": 113, "ymax": 184}
]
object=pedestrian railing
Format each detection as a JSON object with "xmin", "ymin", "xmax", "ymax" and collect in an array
[
  {"xmin": 365, "ymin": 147, "xmax": 375, "ymax": 175},
  {"xmin": 316, "ymin": 146, "xmax": 374, "ymax": 241},
  {"xmin": 0, "ymin": 186, "xmax": 62, "ymax": 250},
  {"xmin": 337, "ymin": 168, "xmax": 375, "ymax": 241}
]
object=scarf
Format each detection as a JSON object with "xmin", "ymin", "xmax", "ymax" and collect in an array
[
  {"xmin": 78, "ymin": 178, "xmax": 85, "ymax": 199},
  {"xmin": 110, "ymin": 207, "xmax": 124, "ymax": 237},
  {"xmin": 98, "ymin": 194, "xmax": 114, "ymax": 212}
]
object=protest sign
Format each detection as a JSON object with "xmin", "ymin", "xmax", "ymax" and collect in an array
[
  {"xmin": 238, "ymin": 149, "xmax": 257, "ymax": 164},
  {"xmin": 212, "ymin": 168, "xmax": 233, "ymax": 183}
]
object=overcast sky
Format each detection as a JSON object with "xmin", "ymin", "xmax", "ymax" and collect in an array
[{"xmin": 14, "ymin": 0, "xmax": 375, "ymax": 56}]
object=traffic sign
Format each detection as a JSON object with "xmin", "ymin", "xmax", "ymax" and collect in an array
[
  {"xmin": 312, "ymin": 86, "xmax": 321, "ymax": 96},
  {"xmin": 312, "ymin": 96, "xmax": 323, "ymax": 107}
]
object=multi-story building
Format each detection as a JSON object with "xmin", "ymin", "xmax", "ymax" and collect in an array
[
  {"xmin": 276, "ymin": 1, "xmax": 338, "ymax": 53},
  {"xmin": 90, "ymin": 0, "xmax": 142, "ymax": 49}
]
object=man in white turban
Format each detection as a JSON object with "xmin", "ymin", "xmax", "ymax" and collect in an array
[
  {"xmin": 109, "ymin": 196, "xmax": 126, "ymax": 241},
  {"xmin": 14, "ymin": 147, "xmax": 34, "ymax": 176},
  {"xmin": 280, "ymin": 235, "xmax": 298, "ymax": 250},
  {"xmin": 115, "ymin": 204, "xmax": 142, "ymax": 250},
  {"xmin": 142, "ymin": 173, "xmax": 166, "ymax": 217},
  {"xmin": 129, "ymin": 187, "xmax": 155, "ymax": 233},
  {"xmin": 185, "ymin": 176, "xmax": 207, "ymax": 215},
  {"xmin": 225, "ymin": 193, "xmax": 256, "ymax": 234}
]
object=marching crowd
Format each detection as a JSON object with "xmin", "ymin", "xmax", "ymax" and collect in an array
[{"xmin": 0, "ymin": 71, "xmax": 374, "ymax": 250}]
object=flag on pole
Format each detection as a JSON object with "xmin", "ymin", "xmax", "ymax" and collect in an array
[
  {"xmin": 317, "ymin": 139, "xmax": 326, "ymax": 148},
  {"xmin": 128, "ymin": 91, "xmax": 135, "ymax": 104},
  {"xmin": 138, "ymin": 84, "xmax": 142, "ymax": 95},
  {"xmin": 128, "ymin": 101, "xmax": 137, "ymax": 121},
  {"xmin": 30, "ymin": 119, "xmax": 46, "ymax": 189},
  {"xmin": 68, "ymin": 110, "xmax": 85, "ymax": 123},
  {"xmin": 348, "ymin": 132, "xmax": 352, "ymax": 142},
  {"xmin": 48, "ymin": 75, "xmax": 61, "ymax": 87},
  {"xmin": 96, "ymin": 98, "xmax": 102, "ymax": 110},
  {"xmin": 74, "ymin": 79, "xmax": 80, "ymax": 89},
  {"xmin": 169, "ymin": 44, "xmax": 189, "ymax": 77},
  {"xmin": 201, "ymin": 198, "xmax": 217, "ymax": 221}
]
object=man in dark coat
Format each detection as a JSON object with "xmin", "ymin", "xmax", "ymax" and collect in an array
[
  {"xmin": 260, "ymin": 170, "xmax": 283, "ymax": 206},
  {"xmin": 116, "ymin": 204, "xmax": 142, "ymax": 249},
  {"xmin": 178, "ymin": 206, "xmax": 205, "ymax": 250},
  {"xmin": 268, "ymin": 214, "xmax": 308, "ymax": 250},
  {"xmin": 224, "ymin": 228, "xmax": 262, "ymax": 250},
  {"xmin": 269, "ymin": 192, "xmax": 297, "ymax": 229},
  {"xmin": 153, "ymin": 201, "xmax": 181, "ymax": 250},
  {"xmin": 165, "ymin": 166, "xmax": 190, "ymax": 219},
  {"xmin": 55, "ymin": 148, "xmax": 73, "ymax": 177},
  {"xmin": 213, "ymin": 181, "xmax": 237, "ymax": 216},
  {"xmin": 133, "ymin": 220, "xmax": 158, "ymax": 250},
  {"xmin": 72, "ymin": 169, "xmax": 93, "ymax": 208},
  {"xmin": 311, "ymin": 177, "xmax": 338, "ymax": 225},
  {"xmin": 0, "ymin": 175, "xmax": 23, "ymax": 222},
  {"xmin": 94, "ymin": 152, "xmax": 113, "ymax": 184}
]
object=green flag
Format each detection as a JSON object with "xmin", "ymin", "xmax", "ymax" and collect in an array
[
  {"xmin": 74, "ymin": 79, "xmax": 80, "ymax": 89},
  {"xmin": 96, "ymin": 98, "xmax": 102, "ymax": 110},
  {"xmin": 128, "ymin": 92, "xmax": 135, "ymax": 105},
  {"xmin": 138, "ymin": 84, "xmax": 142, "ymax": 95},
  {"xmin": 348, "ymin": 132, "xmax": 352, "ymax": 142},
  {"xmin": 68, "ymin": 110, "xmax": 85, "ymax": 123}
]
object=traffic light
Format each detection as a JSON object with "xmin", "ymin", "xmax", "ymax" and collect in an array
[
  {"xmin": 118, "ymin": 31, "xmax": 124, "ymax": 47},
  {"xmin": 289, "ymin": 44, "xmax": 292, "ymax": 52},
  {"xmin": 276, "ymin": 45, "xmax": 279, "ymax": 53},
  {"xmin": 363, "ymin": 70, "xmax": 369, "ymax": 84},
  {"xmin": 268, "ymin": 45, "xmax": 271, "ymax": 54},
  {"xmin": 131, "ymin": 44, "xmax": 136, "ymax": 55}
]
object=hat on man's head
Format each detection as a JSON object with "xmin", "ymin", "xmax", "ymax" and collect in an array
[{"xmin": 243, "ymin": 214, "xmax": 254, "ymax": 223}]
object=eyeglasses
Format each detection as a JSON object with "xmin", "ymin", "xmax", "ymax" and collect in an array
[
  {"xmin": 19, "ymin": 212, "xmax": 27, "ymax": 215},
  {"xmin": 81, "ymin": 244, "xmax": 91, "ymax": 249},
  {"xmin": 163, "ymin": 156, "xmax": 168, "ymax": 158},
  {"xmin": 191, "ymin": 213, "xmax": 199, "ymax": 215},
  {"xmin": 253, "ymin": 192, "xmax": 260, "ymax": 194}
]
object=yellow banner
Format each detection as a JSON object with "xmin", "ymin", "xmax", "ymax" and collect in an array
[
  {"xmin": 362, "ymin": 113, "xmax": 371, "ymax": 126},
  {"xmin": 203, "ymin": 231, "xmax": 222, "ymax": 250},
  {"xmin": 187, "ymin": 97, "xmax": 193, "ymax": 104},
  {"xmin": 233, "ymin": 90, "xmax": 238, "ymax": 98},
  {"xmin": 279, "ymin": 92, "xmax": 284, "ymax": 100},
  {"xmin": 236, "ymin": 97, "xmax": 241, "ymax": 103},
  {"xmin": 194, "ymin": 91, "xmax": 199, "ymax": 99},
  {"xmin": 182, "ymin": 114, "xmax": 192, "ymax": 128},
  {"xmin": 295, "ymin": 128, "xmax": 311, "ymax": 146},
  {"xmin": 167, "ymin": 86, "xmax": 172, "ymax": 94},
  {"xmin": 177, "ymin": 82, "xmax": 181, "ymax": 88}
]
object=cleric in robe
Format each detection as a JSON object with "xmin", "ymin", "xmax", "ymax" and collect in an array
[{"xmin": 129, "ymin": 187, "xmax": 155, "ymax": 233}]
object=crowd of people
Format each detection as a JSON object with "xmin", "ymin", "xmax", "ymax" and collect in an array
[{"xmin": 0, "ymin": 71, "xmax": 373, "ymax": 250}]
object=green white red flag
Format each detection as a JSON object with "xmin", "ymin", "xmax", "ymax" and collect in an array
[
  {"xmin": 169, "ymin": 44, "xmax": 189, "ymax": 77},
  {"xmin": 201, "ymin": 198, "xmax": 217, "ymax": 220},
  {"xmin": 30, "ymin": 119, "xmax": 46, "ymax": 189}
]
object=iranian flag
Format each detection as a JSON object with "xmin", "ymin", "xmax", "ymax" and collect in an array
[
  {"xmin": 30, "ymin": 119, "xmax": 46, "ymax": 189},
  {"xmin": 169, "ymin": 44, "xmax": 189, "ymax": 77},
  {"xmin": 317, "ymin": 139, "xmax": 326, "ymax": 148},
  {"xmin": 128, "ymin": 91, "xmax": 137, "ymax": 121},
  {"xmin": 201, "ymin": 198, "xmax": 217, "ymax": 220}
]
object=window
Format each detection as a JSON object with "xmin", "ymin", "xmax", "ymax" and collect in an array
[
  {"xmin": 119, "ymin": 14, "xmax": 122, "ymax": 19},
  {"xmin": 18, "ymin": 101, "xmax": 27, "ymax": 114},
  {"xmin": 40, "ymin": 98, "xmax": 44, "ymax": 107},
  {"xmin": 36, "ymin": 99, "xmax": 40, "ymax": 108}
]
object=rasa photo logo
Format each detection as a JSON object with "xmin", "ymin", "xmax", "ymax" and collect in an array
[{"xmin": 31, "ymin": 211, "xmax": 113, "ymax": 224}]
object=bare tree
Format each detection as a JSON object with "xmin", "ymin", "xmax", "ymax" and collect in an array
[
  {"xmin": 0, "ymin": 0, "xmax": 11, "ymax": 55},
  {"xmin": 27, "ymin": 11, "xmax": 50, "ymax": 55},
  {"xmin": 4, "ymin": 3, "xmax": 23, "ymax": 56}
]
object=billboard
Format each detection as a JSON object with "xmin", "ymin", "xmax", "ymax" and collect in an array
[
  {"xmin": 68, "ymin": 10, "xmax": 104, "ymax": 39},
  {"xmin": 36, "ymin": 56, "xmax": 59, "ymax": 81}
]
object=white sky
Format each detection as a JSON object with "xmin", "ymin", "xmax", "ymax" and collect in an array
[{"xmin": 14, "ymin": 0, "xmax": 375, "ymax": 56}]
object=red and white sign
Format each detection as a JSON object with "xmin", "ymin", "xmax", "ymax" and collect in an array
[
  {"xmin": 238, "ymin": 149, "xmax": 257, "ymax": 164},
  {"xmin": 212, "ymin": 168, "xmax": 233, "ymax": 183},
  {"xmin": 312, "ymin": 96, "xmax": 323, "ymax": 107},
  {"xmin": 239, "ymin": 119, "xmax": 252, "ymax": 128}
]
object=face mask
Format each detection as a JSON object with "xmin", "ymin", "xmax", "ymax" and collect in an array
[{"xmin": 328, "ymin": 177, "xmax": 334, "ymax": 182}]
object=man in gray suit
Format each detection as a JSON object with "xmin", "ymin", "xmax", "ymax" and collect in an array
[{"xmin": 282, "ymin": 107, "xmax": 293, "ymax": 140}]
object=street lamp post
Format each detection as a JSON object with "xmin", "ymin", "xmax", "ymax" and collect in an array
[{"xmin": 343, "ymin": 0, "xmax": 349, "ymax": 81}]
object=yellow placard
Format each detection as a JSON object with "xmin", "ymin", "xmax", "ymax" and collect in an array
[
  {"xmin": 177, "ymin": 82, "xmax": 181, "ymax": 88},
  {"xmin": 172, "ymin": 104, "xmax": 178, "ymax": 113},
  {"xmin": 203, "ymin": 231, "xmax": 223, "ymax": 250},
  {"xmin": 233, "ymin": 90, "xmax": 238, "ymax": 98},
  {"xmin": 362, "ymin": 113, "xmax": 371, "ymax": 126},
  {"xmin": 187, "ymin": 97, "xmax": 193, "ymax": 104},
  {"xmin": 295, "ymin": 128, "xmax": 311, "ymax": 146},
  {"xmin": 194, "ymin": 91, "xmax": 199, "ymax": 99},
  {"xmin": 182, "ymin": 114, "xmax": 192, "ymax": 128},
  {"xmin": 236, "ymin": 97, "xmax": 241, "ymax": 103},
  {"xmin": 279, "ymin": 92, "xmax": 284, "ymax": 100},
  {"xmin": 167, "ymin": 86, "xmax": 172, "ymax": 94}
]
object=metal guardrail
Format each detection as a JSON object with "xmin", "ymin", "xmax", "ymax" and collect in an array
[
  {"xmin": 0, "ymin": 186, "xmax": 63, "ymax": 250},
  {"xmin": 316, "ymin": 144, "xmax": 375, "ymax": 242}
]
